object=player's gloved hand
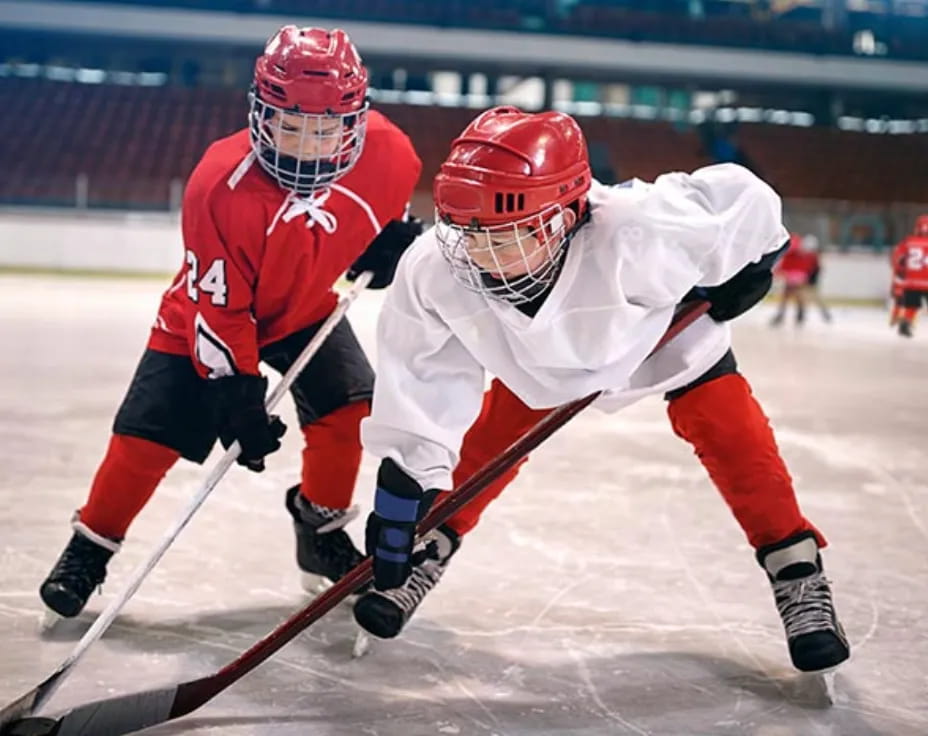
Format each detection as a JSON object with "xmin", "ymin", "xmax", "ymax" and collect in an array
[
  {"xmin": 347, "ymin": 216, "xmax": 424, "ymax": 289},
  {"xmin": 365, "ymin": 458, "xmax": 440, "ymax": 590},
  {"xmin": 209, "ymin": 374, "xmax": 287, "ymax": 472},
  {"xmin": 688, "ymin": 240, "xmax": 789, "ymax": 321}
]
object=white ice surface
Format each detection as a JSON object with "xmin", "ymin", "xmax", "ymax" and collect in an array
[{"xmin": 1, "ymin": 274, "xmax": 927, "ymax": 735}]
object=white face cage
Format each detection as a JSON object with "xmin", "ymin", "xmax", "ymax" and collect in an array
[
  {"xmin": 248, "ymin": 91, "xmax": 369, "ymax": 196},
  {"xmin": 435, "ymin": 204, "xmax": 569, "ymax": 305}
]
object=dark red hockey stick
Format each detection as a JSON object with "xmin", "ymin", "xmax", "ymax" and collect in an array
[{"xmin": 1, "ymin": 300, "xmax": 709, "ymax": 736}]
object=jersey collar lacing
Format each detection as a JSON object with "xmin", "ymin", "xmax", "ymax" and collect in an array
[{"xmin": 267, "ymin": 188, "xmax": 339, "ymax": 237}]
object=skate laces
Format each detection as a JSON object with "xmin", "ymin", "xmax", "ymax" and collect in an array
[
  {"xmin": 51, "ymin": 538, "xmax": 110, "ymax": 595},
  {"xmin": 303, "ymin": 500, "xmax": 360, "ymax": 534},
  {"xmin": 378, "ymin": 556, "xmax": 445, "ymax": 614},
  {"xmin": 773, "ymin": 571, "xmax": 837, "ymax": 638}
]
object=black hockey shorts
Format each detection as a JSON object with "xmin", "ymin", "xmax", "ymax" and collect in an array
[
  {"xmin": 113, "ymin": 317, "xmax": 374, "ymax": 463},
  {"xmin": 901, "ymin": 289, "xmax": 928, "ymax": 310},
  {"xmin": 664, "ymin": 349, "xmax": 738, "ymax": 402}
]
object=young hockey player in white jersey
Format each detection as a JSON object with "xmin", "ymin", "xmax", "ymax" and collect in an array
[{"xmin": 352, "ymin": 106, "xmax": 850, "ymax": 675}]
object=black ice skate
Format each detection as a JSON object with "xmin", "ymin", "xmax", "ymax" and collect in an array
[
  {"xmin": 285, "ymin": 485, "xmax": 364, "ymax": 594},
  {"xmin": 757, "ymin": 532, "xmax": 850, "ymax": 673},
  {"xmin": 898, "ymin": 319, "xmax": 914, "ymax": 338},
  {"xmin": 39, "ymin": 520, "xmax": 120, "ymax": 618},
  {"xmin": 353, "ymin": 525, "xmax": 460, "ymax": 639}
]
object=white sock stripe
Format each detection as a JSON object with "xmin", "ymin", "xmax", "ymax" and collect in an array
[{"xmin": 71, "ymin": 519, "xmax": 121, "ymax": 554}]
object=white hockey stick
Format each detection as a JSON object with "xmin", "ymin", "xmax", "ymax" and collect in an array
[{"xmin": 0, "ymin": 271, "xmax": 373, "ymax": 730}]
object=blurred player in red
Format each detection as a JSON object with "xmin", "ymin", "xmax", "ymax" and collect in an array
[
  {"xmin": 889, "ymin": 243, "xmax": 906, "ymax": 327},
  {"xmin": 891, "ymin": 216, "xmax": 928, "ymax": 337},
  {"xmin": 39, "ymin": 26, "xmax": 422, "ymax": 618},
  {"xmin": 799, "ymin": 234, "xmax": 832, "ymax": 323},
  {"xmin": 770, "ymin": 233, "xmax": 820, "ymax": 327}
]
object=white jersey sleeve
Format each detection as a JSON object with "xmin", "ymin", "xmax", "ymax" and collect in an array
[
  {"xmin": 618, "ymin": 163, "xmax": 788, "ymax": 307},
  {"xmin": 360, "ymin": 248, "xmax": 487, "ymax": 491}
]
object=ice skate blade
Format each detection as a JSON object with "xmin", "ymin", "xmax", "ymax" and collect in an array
[
  {"xmin": 299, "ymin": 572, "xmax": 360, "ymax": 606},
  {"xmin": 798, "ymin": 667, "xmax": 839, "ymax": 706},
  {"xmin": 352, "ymin": 628, "xmax": 372, "ymax": 658},
  {"xmin": 299, "ymin": 572, "xmax": 332, "ymax": 596},
  {"xmin": 37, "ymin": 608, "xmax": 63, "ymax": 634}
]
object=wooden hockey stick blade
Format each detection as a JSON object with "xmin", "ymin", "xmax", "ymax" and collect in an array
[
  {"xmin": 2, "ymin": 299, "xmax": 708, "ymax": 736},
  {"xmin": 0, "ymin": 560, "xmax": 375, "ymax": 736},
  {"xmin": 0, "ymin": 273, "xmax": 374, "ymax": 733}
]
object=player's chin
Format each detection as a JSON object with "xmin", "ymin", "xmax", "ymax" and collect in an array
[{"xmin": 486, "ymin": 269, "xmax": 527, "ymax": 280}]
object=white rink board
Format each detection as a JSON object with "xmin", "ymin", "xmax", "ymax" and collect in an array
[
  {"xmin": 1, "ymin": 274, "xmax": 927, "ymax": 736},
  {"xmin": 0, "ymin": 208, "xmax": 897, "ymax": 300}
]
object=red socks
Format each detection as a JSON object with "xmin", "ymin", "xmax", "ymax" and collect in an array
[
  {"xmin": 445, "ymin": 380, "xmax": 549, "ymax": 536},
  {"xmin": 299, "ymin": 401, "xmax": 369, "ymax": 510},
  {"xmin": 79, "ymin": 400, "xmax": 370, "ymax": 539},
  {"xmin": 79, "ymin": 434, "xmax": 180, "ymax": 540},
  {"xmin": 81, "ymin": 378, "xmax": 817, "ymax": 557},
  {"xmin": 667, "ymin": 373, "xmax": 824, "ymax": 550}
]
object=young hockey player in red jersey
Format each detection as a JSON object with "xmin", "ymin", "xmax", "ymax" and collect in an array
[
  {"xmin": 890, "ymin": 240, "xmax": 907, "ymax": 327},
  {"xmin": 353, "ymin": 107, "xmax": 849, "ymax": 676},
  {"xmin": 769, "ymin": 233, "xmax": 820, "ymax": 327},
  {"xmin": 798, "ymin": 234, "xmax": 832, "ymax": 323},
  {"xmin": 891, "ymin": 216, "xmax": 928, "ymax": 337},
  {"xmin": 39, "ymin": 26, "xmax": 422, "ymax": 618}
]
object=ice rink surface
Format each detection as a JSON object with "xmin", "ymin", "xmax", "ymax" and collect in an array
[{"xmin": 1, "ymin": 273, "xmax": 927, "ymax": 736}]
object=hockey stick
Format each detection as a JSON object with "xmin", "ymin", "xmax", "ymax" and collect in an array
[
  {"xmin": 1, "ymin": 299, "xmax": 709, "ymax": 736},
  {"xmin": 0, "ymin": 271, "xmax": 374, "ymax": 733}
]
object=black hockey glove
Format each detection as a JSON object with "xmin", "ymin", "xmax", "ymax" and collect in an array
[
  {"xmin": 366, "ymin": 458, "xmax": 441, "ymax": 590},
  {"xmin": 347, "ymin": 216, "xmax": 424, "ymax": 289},
  {"xmin": 209, "ymin": 374, "xmax": 286, "ymax": 473},
  {"xmin": 688, "ymin": 240, "xmax": 789, "ymax": 321}
]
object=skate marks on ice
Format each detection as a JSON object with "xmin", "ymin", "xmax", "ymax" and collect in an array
[
  {"xmin": 4, "ymin": 569, "xmax": 916, "ymax": 736},
  {"xmin": 1, "ymin": 279, "xmax": 928, "ymax": 734}
]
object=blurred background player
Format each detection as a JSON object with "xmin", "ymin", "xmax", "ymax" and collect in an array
[
  {"xmin": 38, "ymin": 25, "xmax": 423, "ymax": 619},
  {"xmin": 891, "ymin": 215, "xmax": 928, "ymax": 337},
  {"xmin": 355, "ymin": 107, "xmax": 850, "ymax": 676},
  {"xmin": 769, "ymin": 233, "xmax": 823, "ymax": 327},
  {"xmin": 890, "ymin": 240, "xmax": 907, "ymax": 327},
  {"xmin": 800, "ymin": 234, "xmax": 832, "ymax": 323}
]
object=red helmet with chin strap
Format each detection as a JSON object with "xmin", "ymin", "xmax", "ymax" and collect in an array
[
  {"xmin": 250, "ymin": 26, "xmax": 370, "ymax": 196},
  {"xmin": 433, "ymin": 107, "xmax": 592, "ymax": 305},
  {"xmin": 434, "ymin": 106, "xmax": 591, "ymax": 228},
  {"xmin": 915, "ymin": 215, "xmax": 928, "ymax": 237}
]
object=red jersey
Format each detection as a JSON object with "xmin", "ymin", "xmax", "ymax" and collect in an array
[
  {"xmin": 893, "ymin": 236, "xmax": 928, "ymax": 291},
  {"xmin": 891, "ymin": 240, "xmax": 907, "ymax": 297},
  {"xmin": 775, "ymin": 235, "xmax": 818, "ymax": 281},
  {"xmin": 149, "ymin": 110, "xmax": 422, "ymax": 377}
]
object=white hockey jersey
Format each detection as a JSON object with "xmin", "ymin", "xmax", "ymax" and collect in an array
[{"xmin": 361, "ymin": 163, "xmax": 788, "ymax": 490}]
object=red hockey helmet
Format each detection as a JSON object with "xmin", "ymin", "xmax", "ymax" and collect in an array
[
  {"xmin": 915, "ymin": 215, "xmax": 928, "ymax": 237},
  {"xmin": 249, "ymin": 26, "xmax": 370, "ymax": 195},
  {"xmin": 433, "ymin": 107, "xmax": 591, "ymax": 304}
]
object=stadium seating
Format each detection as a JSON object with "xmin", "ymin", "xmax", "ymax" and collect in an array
[
  {"xmin": 43, "ymin": 0, "xmax": 928, "ymax": 61},
  {"xmin": 1, "ymin": 78, "xmax": 925, "ymax": 210}
]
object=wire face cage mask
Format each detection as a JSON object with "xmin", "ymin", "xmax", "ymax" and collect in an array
[
  {"xmin": 435, "ymin": 204, "xmax": 570, "ymax": 305},
  {"xmin": 248, "ymin": 90, "xmax": 369, "ymax": 196}
]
